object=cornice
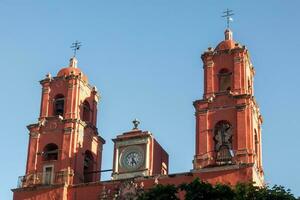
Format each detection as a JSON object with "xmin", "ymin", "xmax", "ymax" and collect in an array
[
  {"xmin": 26, "ymin": 123, "xmax": 39, "ymax": 130},
  {"xmin": 112, "ymin": 131, "xmax": 151, "ymax": 143},
  {"xmin": 193, "ymin": 99, "xmax": 210, "ymax": 108},
  {"xmin": 192, "ymin": 162, "xmax": 254, "ymax": 173},
  {"xmin": 232, "ymin": 93, "xmax": 252, "ymax": 99},
  {"xmin": 98, "ymin": 135, "xmax": 106, "ymax": 144},
  {"xmin": 235, "ymin": 103, "xmax": 247, "ymax": 111},
  {"xmin": 39, "ymin": 78, "xmax": 52, "ymax": 85}
]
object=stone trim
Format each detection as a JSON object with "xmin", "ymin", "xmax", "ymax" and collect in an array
[
  {"xmin": 112, "ymin": 169, "xmax": 149, "ymax": 180},
  {"xmin": 115, "ymin": 137, "xmax": 149, "ymax": 148},
  {"xmin": 191, "ymin": 163, "xmax": 253, "ymax": 173}
]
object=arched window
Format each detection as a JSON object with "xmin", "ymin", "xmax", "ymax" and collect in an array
[
  {"xmin": 218, "ymin": 69, "xmax": 232, "ymax": 92},
  {"xmin": 42, "ymin": 143, "xmax": 59, "ymax": 161},
  {"xmin": 54, "ymin": 94, "xmax": 64, "ymax": 116},
  {"xmin": 82, "ymin": 100, "xmax": 91, "ymax": 122},
  {"xmin": 83, "ymin": 150, "xmax": 94, "ymax": 183},
  {"xmin": 214, "ymin": 121, "xmax": 233, "ymax": 164}
]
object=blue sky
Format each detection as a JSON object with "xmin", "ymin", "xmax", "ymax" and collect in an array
[{"xmin": 1, "ymin": 0, "xmax": 300, "ymax": 199}]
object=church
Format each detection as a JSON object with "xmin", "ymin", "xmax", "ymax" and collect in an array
[{"xmin": 12, "ymin": 27, "xmax": 264, "ymax": 199}]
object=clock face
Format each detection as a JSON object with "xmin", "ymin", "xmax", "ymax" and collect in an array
[
  {"xmin": 125, "ymin": 152, "xmax": 142, "ymax": 167},
  {"xmin": 120, "ymin": 146, "xmax": 144, "ymax": 170}
]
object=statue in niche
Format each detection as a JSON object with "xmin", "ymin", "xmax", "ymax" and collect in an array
[{"xmin": 214, "ymin": 122, "xmax": 233, "ymax": 164}]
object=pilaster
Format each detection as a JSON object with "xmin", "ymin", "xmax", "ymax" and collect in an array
[{"xmin": 40, "ymin": 77, "xmax": 51, "ymax": 118}]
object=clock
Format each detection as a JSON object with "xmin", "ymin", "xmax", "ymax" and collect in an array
[{"xmin": 120, "ymin": 146, "xmax": 144, "ymax": 171}]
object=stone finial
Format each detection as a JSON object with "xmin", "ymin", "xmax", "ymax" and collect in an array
[
  {"xmin": 92, "ymin": 86, "xmax": 98, "ymax": 92},
  {"xmin": 207, "ymin": 47, "xmax": 214, "ymax": 52},
  {"xmin": 132, "ymin": 119, "xmax": 140, "ymax": 130},
  {"xmin": 225, "ymin": 29, "xmax": 233, "ymax": 40},
  {"xmin": 69, "ymin": 57, "xmax": 78, "ymax": 68},
  {"xmin": 46, "ymin": 72, "xmax": 52, "ymax": 79}
]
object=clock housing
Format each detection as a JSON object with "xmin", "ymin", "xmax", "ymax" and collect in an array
[{"xmin": 112, "ymin": 129, "xmax": 168, "ymax": 180}]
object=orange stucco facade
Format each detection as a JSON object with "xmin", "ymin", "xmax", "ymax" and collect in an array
[{"xmin": 12, "ymin": 29, "xmax": 264, "ymax": 200}]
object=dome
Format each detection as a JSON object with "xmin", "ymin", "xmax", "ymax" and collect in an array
[
  {"xmin": 56, "ymin": 57, "xmax": 88, "ymax": 82},
  {"xmin": 215, "ymin": 29, "xmax": 237, "ymax": 51},
  {"xmin": 215, "ymin": 40, "xmax": 236, "ymax": 51}
]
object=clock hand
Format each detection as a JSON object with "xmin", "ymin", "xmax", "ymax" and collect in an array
[{"xmin": 131, "ymin": 157, "xmax": 137, "ymax": 166}]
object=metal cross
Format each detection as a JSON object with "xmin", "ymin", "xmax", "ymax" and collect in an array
[
  {"xmin": 70, "ymin": 41, "xmax": 82, "ymax": 57},
  {"xmin": 132, "ymin": 119, "xmax": 140, "ymax": 130},
  {"xmin": 222, "ymin": 9, "xmax": 234, "ymax": 29}
]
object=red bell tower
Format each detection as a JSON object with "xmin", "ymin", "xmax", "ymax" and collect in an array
[
  {"xmin": 193, "ymin": 29, "xmax": 264, "ymax": 185},
  {"xmin": 22, "ymin": 57, "xmax": 105, "ymax": 187}
]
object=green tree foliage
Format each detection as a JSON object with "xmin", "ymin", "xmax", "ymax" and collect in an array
[
  {"xmin": 137, "ymin": 178, "xmax": 298, "ymax": 200},
  {"xmin": 234, "ymin": 183, "xmax": 297, "ymax": 200},
  {"xmin": 137, "ymin": 184, "xmax": 179, "ymax": 200},
  {"xmin": 179, "ymin": 178, "xmax": 235, "ymax": 200}
]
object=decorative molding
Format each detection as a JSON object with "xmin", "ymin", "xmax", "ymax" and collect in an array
[
  {"xmin": 27, "ymin": 123, "xmax": 39, "ymax": 130},
  {"xmin": 38, "ymin": 118, "xmax": 47, "ymax": 127},
  {"xmin": 232, "ymin": 94, "xmax": 251, "ymax": 99},
  {"xmin": 115, "ymin": 138, "xmax": 148, "ymax": 148},
  {"xmin": 193, "ymin": 164, "xmax": 241, "ymax": 173},
  {"xmin": 196, "ymin": 105, "xmax": 237, "ymax": 114},
  {"xmin": 236, "ymin": 104, "xmax": 247, "ymax": 111},
  {"xmin": 198, "ymin": 129, "xmax": 213, "ymax": 134},
  {"xmin": 235, "ymin": 149, "xmax": 249, "ymax": 156},
  {"xmin": 197, "ymin": 109, "xmax": 208, "ymax": 114},
  {"xmin": 234, "ymin": 57, "xmax": 243, "ymax": 63},
  {"xmin": 68, "ymin": 83, "xmax": 75, "ymax": 89},
  {"xmin": 63, "ymin": 127, "xmax": 73, "ymax": 134},
  {"xmin": 29, "ymin": 132, "xmax": 40, "ymax": 138},
  {"xmin": 49, "ymin": 122, "xmax": 58, "ymax": 130},
  {"xmin": 112, "ymin": 169, "xmax": 149, "ymax": 180},
  {"xmin": 205, "ymin": 61, "xmax": 214, "ymax": 68},
  {"xmin": 42, "ymin": 88, "xmax": 50, "ymax": 94},
  {"xmin": 39, "ymin": 78, "xmax": 52, "ymax": 85}
]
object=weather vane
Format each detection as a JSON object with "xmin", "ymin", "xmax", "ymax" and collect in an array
[
  {"xmin": 70, "ymin": 40, "xmax": 82, "ymax": 57},
  {"xmin": 222, "ymin": 9, "xmax": 234, "ymax": 29}
]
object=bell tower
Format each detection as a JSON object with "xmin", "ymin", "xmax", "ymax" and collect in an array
[
  {"xmin": 22, "ymin": 57, "xmax": 105, "ymax": 187},
  {"xmin": 193, "ymin": 29, "xmax": 264, "ymax": 185}
]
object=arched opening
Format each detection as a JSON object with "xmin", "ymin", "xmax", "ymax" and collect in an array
[
  {"xmin": 214, "ymin": 121, "xmax": 233, "ymax": 164},
  {"xmin": 54, "ymin": 94, "xmax": 65, "ymax": 116},
  {"xmin": 42, "ymin": 143, "xmax": 59, "ymax": 161},
  {"xmin": 218, "ymin": 68, "xmax": 232, "ymax": 92},
  {"xmin": 83, "ymin": 150, "xmax": 94, "ymax": 183},
  {"xmin": 82, "ymin": 100, "xmax": 91, "ymax": 122}
]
